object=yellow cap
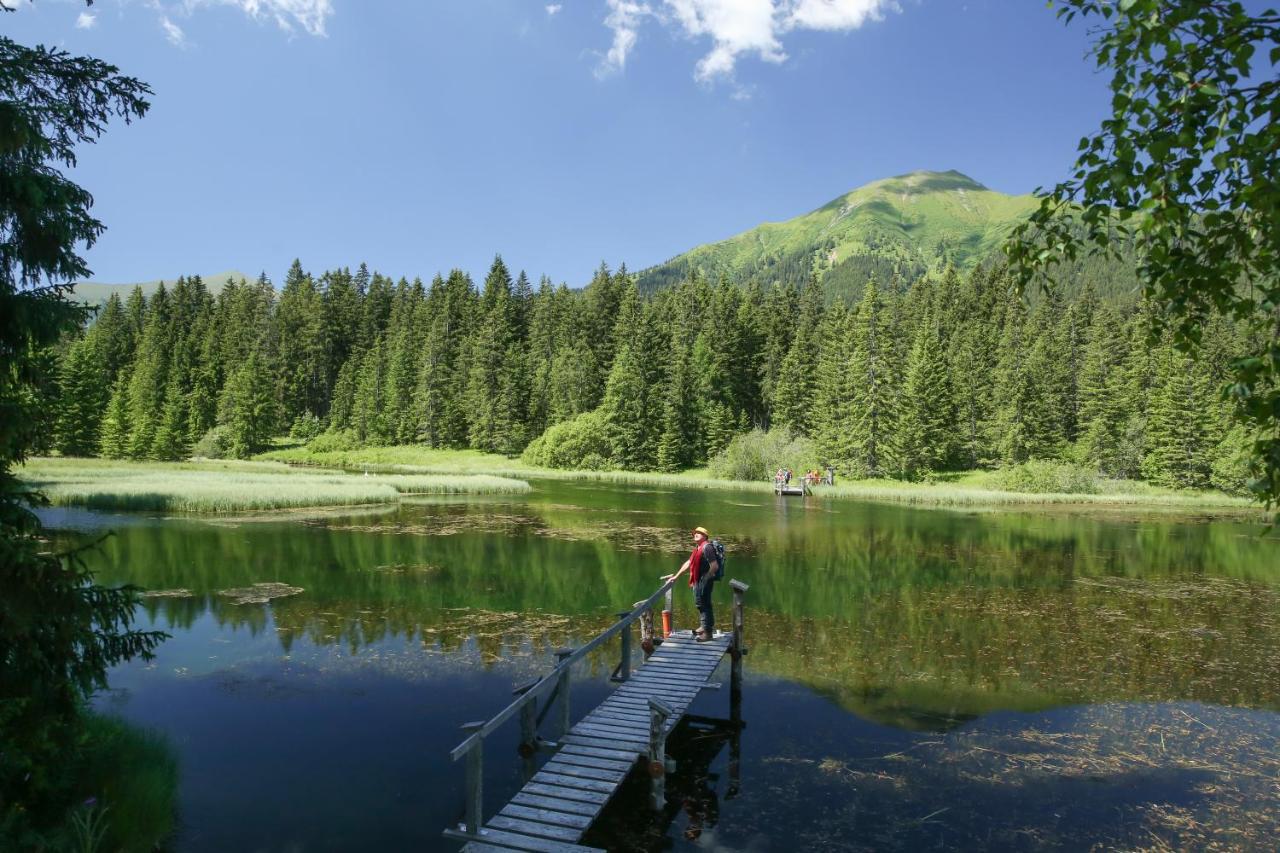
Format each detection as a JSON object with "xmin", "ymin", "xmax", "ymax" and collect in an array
[{"xmin": 693, "ymin": 526, "xmax": 709, "ymax": 537}]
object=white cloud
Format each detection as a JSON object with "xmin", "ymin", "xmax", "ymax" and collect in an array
[
  {"xmin": 184, "ymin": 0, "xmax": 334, "ymax": 37},
  {"xmin": 599, "ymin": 0, "xmax": 897, "ymax": 83},
  {"xmin": 160, "ymin": 15, "xmax": 187, "ymax": 46},
  {"xmin": 546, "ymin": 3, "xmax": 562, "ymax": 15},
  {"xmin": 76, "ymin": 11, "xmax": 97, "ymax": 29},
  {"xmin": 598, "ymin": 0, "xmax": 651, "ymax": 78}
]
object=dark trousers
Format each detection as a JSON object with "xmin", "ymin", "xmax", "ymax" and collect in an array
[{"xmin": 693, "ymin": 577, "xmax": 715, "ymax": 634}]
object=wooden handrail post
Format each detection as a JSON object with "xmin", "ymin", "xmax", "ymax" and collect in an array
[
  {"xmin": 663, "ymin": 584, "xmax": 674, "ymax": 638},
  {"xmin": 638, "ymin": 602, "xmax": 655, "ymax": 656},
  {"xmin": 555, "ymin": 648, "xmax": 573, "ymax": 739},
  {"xmin": 647, "ymin": 698, "xmax": 674, "ymax": 811},
  {"xmin": 460, "ymin": 721, "xmax": 485, "ymax": 837},
  {"xmin": 617, "ymin": 611, "xmax": 632, "ymax": 682}
]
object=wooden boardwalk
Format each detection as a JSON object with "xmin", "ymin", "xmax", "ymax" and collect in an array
[
  {"xmin": 467, "ymin": 633, "xmax": 732, "ymax": 851},
  {"xmin": 444, "ymin": 579, "xmax": 749, "ymax": 852}
]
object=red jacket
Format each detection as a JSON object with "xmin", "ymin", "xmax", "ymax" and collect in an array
[{"xmin": 688, "ymin": 542, "xmax": 712, "ymax": 586}]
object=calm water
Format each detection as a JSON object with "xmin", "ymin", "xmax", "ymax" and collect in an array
[{"xmin": 43, "ymin": 481, "xmax": 1280, "ymax": 851}]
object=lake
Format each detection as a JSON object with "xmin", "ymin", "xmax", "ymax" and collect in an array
[{"xmin": 42, "ymin": 480, "xmax": 1280, "ymax": 851}]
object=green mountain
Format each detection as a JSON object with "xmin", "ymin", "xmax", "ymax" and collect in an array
[
  {"xmin": 636, "ymin": 170, "xmax": 1040, "ymax": 298},
  {"xmin": 69, "ymin": 271, "xmax": 250, "ymax": 307}
]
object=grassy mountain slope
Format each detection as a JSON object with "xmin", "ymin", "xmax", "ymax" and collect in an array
[
  {"xmin": 637, "ymin": 170, "xmax": 1040, "ymax": 299},
  {"xmin": 70, "ymin": 271, "xmax": 249, "ymax": 307}
]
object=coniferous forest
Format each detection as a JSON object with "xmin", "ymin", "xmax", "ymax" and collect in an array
[{"xmin": 47, "ymin": 255, "xmax": 1255, "ymax": 494}]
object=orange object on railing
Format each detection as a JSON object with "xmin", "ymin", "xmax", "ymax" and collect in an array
[{"xmin": 661, "ymin": 609, "xmax": 672, "ymax": 638}]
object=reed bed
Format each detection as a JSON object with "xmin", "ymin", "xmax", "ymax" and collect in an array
[
  {"xmin": 260, "ymin": 443, "xmax": 1259, "ymax": 513},
  {"xmin": 19, "ymin": 458, "xmax": 529, "ymax": 513}
]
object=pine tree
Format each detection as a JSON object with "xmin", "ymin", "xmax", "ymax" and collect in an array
[
  {"xmin": 412, "ymin": 269, "xmax": 475, "ymax": 447},
  {"xmin": 98, "ymin": 376, "xmax": 131, "ymax": 459},
  {"xmin": 54, "ymin": 339, "xmax": 107, "ymax": 456},
  {"xmin": 222, "ymin": 350, "xmax": 276, "ymax": 458},
  {"xmin": 1077, "ymin": 304, "xmax": 1135, "ymax": 476},
  {"xmin": 898, "ymin": 308, "xmax": 953, "ymax": 478},
  {"xmin": 770, "ymin": 278, "xmax": 824, "ymax": 435},
  {"xmin": 846, "ymin": 279, "xmax": 900, "ymax": 477},
  {"xmin": 813, "ymin": 303, "xmax": 856, "ymax": 468},
  {"xmin": 125, "ymin": 283, "xmax": 171, "ymax": 458},
  {"xmin": 466, "ymin": 256, "xmax": 520, "ymax": 453},
  {"xmin": 1143, "ymin": 344, "xmax": 1217, "ymax": 489}
]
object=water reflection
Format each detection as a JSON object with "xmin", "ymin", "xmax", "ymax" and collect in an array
[{"xmin": 41, "ymin": 481, "xmax": 1280, "ymax": 850}]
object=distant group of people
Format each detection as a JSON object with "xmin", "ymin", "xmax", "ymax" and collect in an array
[{"xmin": 774, "ymin": 466, "xmax": 836, "ymax": 487}]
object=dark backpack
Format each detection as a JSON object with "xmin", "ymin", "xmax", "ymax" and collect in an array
[{"xmin": 705, "ymin": 539, "xmax": 726, "ymax": 581}]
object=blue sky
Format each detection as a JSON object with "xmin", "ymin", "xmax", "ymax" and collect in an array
[{"xmin": 6, "ymin": 1, "xmax": 1109, "ymax": 287}]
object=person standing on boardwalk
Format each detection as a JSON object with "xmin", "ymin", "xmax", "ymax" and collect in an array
[{"xmin": 664, "ymin": 526, "xmax": 721, "ymax": 642}]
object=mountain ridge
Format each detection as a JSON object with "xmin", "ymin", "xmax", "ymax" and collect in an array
[{"xmin": 636, "ymin": 170, "xmax": 1040, "ymax": 298}]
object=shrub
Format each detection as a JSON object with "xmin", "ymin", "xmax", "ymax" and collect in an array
[
  {"xmin": 306, "ymin": 429, "xmax": 361, "ymax": 453},
  {"xmin": 1210, "ymin": 425, "xmax": 1254, "ymax": 496},
  {"xmin": 289, "ymin": 411, "xmax": 325, "ymax": 441},
  {"xmin": 521, "ymin": 410, "xmax": 612, "ymax": 469},
  {"xmin": 191, "ymin": 426, "xmax": 229, "ymax": 459},
  {"xmin": 992, "ymin": 459, "xmax": 1100, "ymax": 494},
  {"xmin": 707, "ymin": 427, "xmax": 820, "ymax": 483}
]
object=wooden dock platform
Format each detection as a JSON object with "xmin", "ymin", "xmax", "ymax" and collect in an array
[{"xmin": 444, "ymin": 579, "xmax": 749, "ymax": 852}]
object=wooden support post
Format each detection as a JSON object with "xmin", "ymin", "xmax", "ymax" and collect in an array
[
  {"xmin": 647, "ymin": 698, "xmax": 674, "ymax": 811},
  {"xmin": 617, "ymin": 611, "xmax": 632, "ymax": 682},
  {"xmin": 729, "ymin": 579, "xmax": 749, "ymax": 693},
  {"xmin": 460, "ymin": 721, "xmax": 485, "ymax": 837},
  {"xmin": 555, "ymin": 648, "xmax": 573, "ymax": 739}
]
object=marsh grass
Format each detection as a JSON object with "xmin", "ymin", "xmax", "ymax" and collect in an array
[
  {"xmin": 20, "ymin": 458, "xmax": 529, "ymax": 513},
  {"xmin": 72, "ymin": 713, "xmax": 178, "ymax": 853},
  {"xmin": 259, "ymin": 443, "xmax": 1259, "ymax": 512}
]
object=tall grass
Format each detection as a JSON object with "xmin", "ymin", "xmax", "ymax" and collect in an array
[
  {"xmin": 20, "ymin": 458, "xmax": 529, "ymax": 513},
  {"xmin": 70, "ymin": 713, "xmax": 178, "ymax": 853},
  {"xmin": 255, "ymin": 443, "xmax": 1259, "ymax": 512}
]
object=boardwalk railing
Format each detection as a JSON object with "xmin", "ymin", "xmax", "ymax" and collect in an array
[
  {"xmin": 447, "ymin": 577, "xmax": 679, "ymax": 841},
  {"xmin": 444, "ymin": 576, "xmax": 749, "ymax": 848}
]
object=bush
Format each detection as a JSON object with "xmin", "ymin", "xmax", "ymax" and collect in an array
[
  {"xmin": 289, "ymin": 411, "xmax": 325, "ymax": 441},
  {"xmin": 992, "ymin": 459, "xmax": 1100, "ymax": 494},
  {"xmin": 1210, "ymin": 425, "xmax": 1254, "ymax": 496},
  {"xmin": 521, "ymin": 410, "xmax": 612, "ymax": 469},
  {"xmin": 306, "ymin": 429, "xmax": 361, "ymax": 453},
  {"xmin": 707, "ymin": 427, "xmax": 820, "ymax": 483},
  {"xmin": 191, "ymin": 426, "xmax": 229, "ymax": 459}
]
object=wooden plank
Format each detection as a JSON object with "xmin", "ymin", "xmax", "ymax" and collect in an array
[
  {"xmin": 541, "ymin": 761, "xmax": 628, "ymax": 782},
  {"xmin": 488, "ymin": 815, "xmax": 584, "ymax": 842},
  {"xmin": 623, "ymin": 673, "xmax": 714, "ymax": 687},
  {"xmin": 500, "ymin": 804, "xmax": 593, "ymax": 830},
  {"xmin": 511, "ymin": 792, "xmax": 601, "ymax": 817},
  {"xmin": 638, "ymin": 660, "xmax": 720, "ymax": 674},
  {"xmin": 549, "ymin": 751, "xmax": 633, "ymax": 773},
  {"xmin": 558, "ymin": 743, "xmax": 638, "ymax": 763},
  {"xmin": 532, "ymin": 771, "xmax": 617, "ymax": 794},
  {"xmin": 521, "ymin": 782, "xmax": 610, "ymax": 805},
  {"xmin": 572, "ymin": 722, "xmax": 650, "ymax": 741},
  {"xmin": 560, "ymin": 733, "xmax": 646, "ymax": 753},
  {"xmin": 586, "ymin": 706, "xmax": 650, "ymax": 721},
  {"xmin": 584, "ymin": 710, "xmax": 652, "ymax": 727},
  {"xmin": 461, "ymin": 827, "xmax": 601, "ymax": 853}
]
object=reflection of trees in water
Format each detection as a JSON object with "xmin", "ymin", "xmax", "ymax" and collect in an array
[
  {"xmin": 58, "ymin": 496, "xmax": 1280, "ymax": 717},
  {"xmin": 749, "ymin": 578, "xmax": 1280, "ymax": 728}
]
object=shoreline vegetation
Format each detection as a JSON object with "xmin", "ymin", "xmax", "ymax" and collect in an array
[
  {"xmin": 255, "ymin": 444, "xmax": 1259, "ymax": 515},
  {"xmin": 18, "ymin": 458, "xmax": 530, "ymax": 513}
]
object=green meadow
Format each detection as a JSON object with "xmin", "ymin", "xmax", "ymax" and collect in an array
[
  {"xmin": 257, "ymin": 444, "xmax": 1256, "ymax": 513},
  {"xmin": 19, "ymin": 458, "xmax": 529, "ymax": 513}
]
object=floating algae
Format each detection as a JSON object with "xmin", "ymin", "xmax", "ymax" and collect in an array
[
  {"xmin": 140, "ymin": 588, "xmax": 195, "ymax": 599},
  {"xmin": 218, "ymin": 582, "xmax": 305, "ymax": 605}
]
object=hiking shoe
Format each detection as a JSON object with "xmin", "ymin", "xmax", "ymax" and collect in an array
[{"xmin": 695, "ymin": 630, "xmax": 712, "ymax": 642}]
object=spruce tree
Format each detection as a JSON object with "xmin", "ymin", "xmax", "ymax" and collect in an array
[
  {"xmin": 1077, "ymin": 304, "xmax": 1134, "ymax": 476},
  {"xmin": 1143, "ymin": 344, "xmax": 1216, "ymax": 489},
  {"xmin": 54, "ymin": 339, "xmax": 107, "ymax": 456},
  {"xmin": 222, "ymin": 350, "xmax": 276, "ymax": 458},
  {"xmin": 846, "ymin": 278, "xmax": 900, "ymax": 477},
  {"xmin": 813, "ymin": 303, "xmax": 856, "ymax": 468},
  {"xmin": 98, "ymin": 376, "xmax": 131, "ymax": 459},
  {"xmin": 898, "ymin": 308, "xmax": 953, "ymax": 478}
]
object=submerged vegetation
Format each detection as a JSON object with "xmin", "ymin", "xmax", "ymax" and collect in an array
[{"xmin": 19, "ymin": 458, "xmax": 529, "ymax": 512}]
